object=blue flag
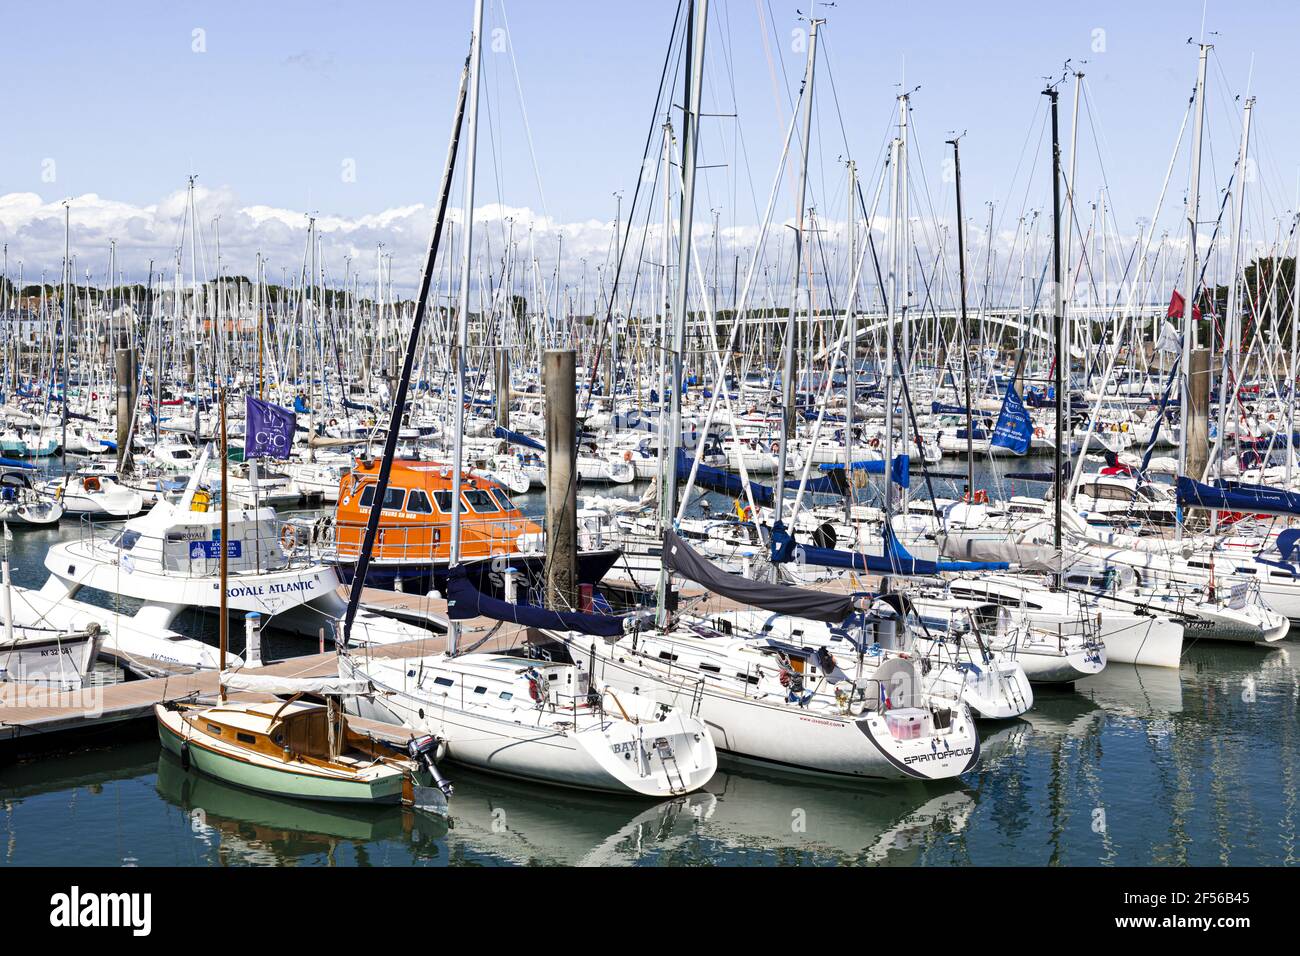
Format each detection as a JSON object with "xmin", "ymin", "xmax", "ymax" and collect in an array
[
  {"xmin": 245, "ymin": 396, "xmax": 296, "ymax": 459},
  {"xmin": 989, "ymin": 381, "xmax": 1032, "ymax": 455}
]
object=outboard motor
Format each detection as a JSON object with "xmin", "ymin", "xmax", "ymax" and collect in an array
[{"xmin": 407, "ymin": 734, "xmax": 454, "ymax": 814}]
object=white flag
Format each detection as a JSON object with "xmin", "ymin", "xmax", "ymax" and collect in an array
[{"xmin": 1156, "ymin": 320, "xmax": 1181, "ymax": 354}]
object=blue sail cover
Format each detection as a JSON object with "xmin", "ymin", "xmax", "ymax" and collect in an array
[
  {"xmin": 1176, "ymin": 476, "xmax": 1300, "ymax": 518},
  {"xmin": 676, "ymin": 450, "xmax": 847, "ymax": 503},
  {"xmin": 493, "ymin": 426, "xmax": 545, "ymax": 452},
  {"xmin": 769, "ymin": 522, "xmax": 1007, "ymax": 575},
  {"xmin": 446, "ymin": 565, "xmax": 626, "ymax": 637},
  {"xmin": 931, "ymin": 402, "xmax": 974, "ymax": 415},
  {"xmin": 989, "ymin": 380, "xmax": 1032, "ymax": 455},
  {"xmin": 819, "ymin": 455, "xmax": 909, "ymax": 488}
]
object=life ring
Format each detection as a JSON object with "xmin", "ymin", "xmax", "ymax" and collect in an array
[
  {"xmin": 770, "ymin": 442, "xmax": 780, "ymax": 455},
  {"xmin": 280, "ymin": 524, "xmax": 299, "ymax": 551},
  {"xmin": 84, "ymin": 476, "xmax": 101, "ymax": 493},
  {"xmin": 623, "ymin": 451, "xmax": 633, "ymax": 463},
  {"xmin": 1034, "ymin": 427, "xmax": 1045, "ymax": 439}
]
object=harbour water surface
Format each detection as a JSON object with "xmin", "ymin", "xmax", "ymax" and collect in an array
[{"xmin": 3, "ymin": 479, "xmax": 1298, "ymax": 866}]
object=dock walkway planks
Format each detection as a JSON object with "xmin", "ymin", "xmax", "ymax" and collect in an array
[{"xmin": 0, "ymin": 620, "xmax": 529, "ymax": 751}]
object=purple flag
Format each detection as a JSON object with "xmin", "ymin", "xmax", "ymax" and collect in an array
[{"xmin": 245, "ymin": 396, "xmax": 296, "ymax": 459}]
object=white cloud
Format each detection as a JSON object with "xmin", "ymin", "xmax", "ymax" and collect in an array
[{"xmin": 0, "ymin": 188, "xmax": 637, "ymax": 293}]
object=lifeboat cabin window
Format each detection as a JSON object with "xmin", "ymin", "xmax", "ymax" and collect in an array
[
  {"xmin": 407, "ymin": 490, "xmax": 433, "ymax": 514},
  {"xmin": 489, "ymin": 488, "xmax": 516, "ymax": 511},
  {"xmin": 464, "ymin": 489, "xmax": 498, "ymax": 513},
  {"xmin": 433, "ymin": 491, "xmax": 463, "ymax": 514},
  {"xmin": 359, "ymin": 485, "xmax": 407, "ymax": 511}
]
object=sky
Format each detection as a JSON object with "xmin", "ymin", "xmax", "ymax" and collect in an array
[{"xmin": 2, "ymin": 0, "xmax": 1296, "ymax": 301}]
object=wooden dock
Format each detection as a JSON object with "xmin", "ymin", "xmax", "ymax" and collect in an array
[
  {"xmin": 1, "ymin": 571, "xmax": 877, "ymax": 757},
  {"xmin": 0, "ymin": 613, "xmax": 529, "ymax": 757}
]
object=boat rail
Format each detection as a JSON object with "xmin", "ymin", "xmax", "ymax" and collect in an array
[
  {"xmin": 326, "ymin": 515, "xmax": 534, "ymax": 563},
  {"xmin": 75, "ymin": 510, "xmax": 320, "ymax": 577}
]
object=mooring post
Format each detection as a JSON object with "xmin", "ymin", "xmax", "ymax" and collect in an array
[
  {"xmin": 1186, "ymin": 346, "xmax": 1211, "ymax": 485},
  {"xmin": 544, "ymin": 349, "xmax": 578, "ymax": 610},
  {"xmin": 495, "ymin": 347, "xmax": 510, "ymax": 429},
  {"xmin": 115, "ymin": 347, "xmax": 137, "ymax": 471}
]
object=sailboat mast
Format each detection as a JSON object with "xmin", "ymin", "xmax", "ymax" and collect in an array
[
  {"xmin": 844, "ymin": 158, "xmax": 856, "ymax": 523},
  {"xmin": 655, "ymin": 0, "xmax": 708, "ymax": 621},
  {"xmin": 775, "ymin": 15, "xmax": 821, "ymax": 521},
  {"xmin": 948, "ymin": 136, "xmax": 976, "ymax": 495},
  {"xmin": 218, "ymin": 387, "xmax": 228, "ymax": 701},
  {"xmin": 1045, "ymin": 85, "xmax": 1064, "ymax": 574},
  {"xmin": 61, "ymin": 202, "xmax": 70, "ymax": 474},
  {"xmin": 447, "ymin": 0, "xmax": 486, "ymax": 656},
  {"xmin": 1289, "ymin": 214, "xmax": 1300, "ymax": 488},
  {"xmin": 1178, "ymin": 43, "xmax": 1210, "ymax": 490},
  {"xmin": 339, "ymin": 37, "xmax": 471, "ymax": 650},
  {"xmin": 1211, "ymin": 96, "xmax": 1254, "ymax": 488}
]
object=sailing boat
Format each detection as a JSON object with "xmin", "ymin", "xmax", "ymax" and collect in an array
[
  {"xmin": 338, "ymin": 1, "xmax": 716, "ymax": 798},
  {"xmin": 155, "ymin": 390, "xmax": 447, "ymax": 808}
]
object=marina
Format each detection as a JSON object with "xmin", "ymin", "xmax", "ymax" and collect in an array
[{"xmin": 1, "ymin": 1, "xmax": 1299, "ymax": 899}]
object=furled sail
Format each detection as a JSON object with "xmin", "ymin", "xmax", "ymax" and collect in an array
[
  {"xmin": 677, "ymin": 449, "xmax": 847, "ymax": 503},
  {"xmin": 446, "ymin": 564, "xmax": 626, "ymax": 637},
  {"xmin": 492, "ymin": 426, "xmax": 545, "ymax": 452},
  {"xmin": 662, "ymin": 529, "xmax": 854, "ymax": 623},
  {"xmin": 769, "ymin": 523, "xmax": 1009, "ymax": 576},
  {"xmin": 1176, "ymin": 476, "xmax": 1300, "ymax": 519},
  {"xmin": 221, "ymin": 673, "xmax": 370, "ymax": 696}
]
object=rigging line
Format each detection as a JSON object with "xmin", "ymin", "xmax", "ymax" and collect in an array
[
  {"xmin": 993, "ymin": 95, "xmax": 1049, "ymax": 244},
  {"xmin": 579, "ymin": 0, "xmax": 687, "ymax": 419},
  {"xmin": 496, "ymin": 0, "xmax": 549, "ymax": 222}
]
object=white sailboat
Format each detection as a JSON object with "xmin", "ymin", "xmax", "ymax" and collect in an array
[{"xmin": 337, "ymin": 1, "xmax": 717, "ymax": 799}]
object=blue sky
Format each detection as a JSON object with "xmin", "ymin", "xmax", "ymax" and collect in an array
[{"xmin": 1, "ymin": 1, "xmax": 1293, "ymax": 292}]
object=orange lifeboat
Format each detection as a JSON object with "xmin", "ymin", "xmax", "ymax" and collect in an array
[{"xmin": 334, "ymin": 459, "xmax": 540, "ymax": 566}]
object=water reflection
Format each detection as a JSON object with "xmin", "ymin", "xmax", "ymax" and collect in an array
[
  {"xmin": 154, "ymin": 751, "xmax": 449, "ymax": 865},
  {"xmin": 2, "ymin": 636, "xmax": 1297, "ymax": 866}
]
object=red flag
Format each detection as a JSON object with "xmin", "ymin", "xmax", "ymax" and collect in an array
[{"xmin": 1167, "ymin": 289, "xmax": 1203, "ymax": 321}]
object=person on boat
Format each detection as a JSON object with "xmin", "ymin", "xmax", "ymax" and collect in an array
[{"xmin": 1100, "ymin": 450, "xmax": 1138, "ymax": 477}]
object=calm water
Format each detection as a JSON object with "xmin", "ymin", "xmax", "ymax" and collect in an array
[
  {"xmin": 3, "ymin": 469, "xmax": 1297, "ymax": 866},
  {"xmin": 2, "ymin": 641, "xmax": 1297, "ymax": 866}
]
